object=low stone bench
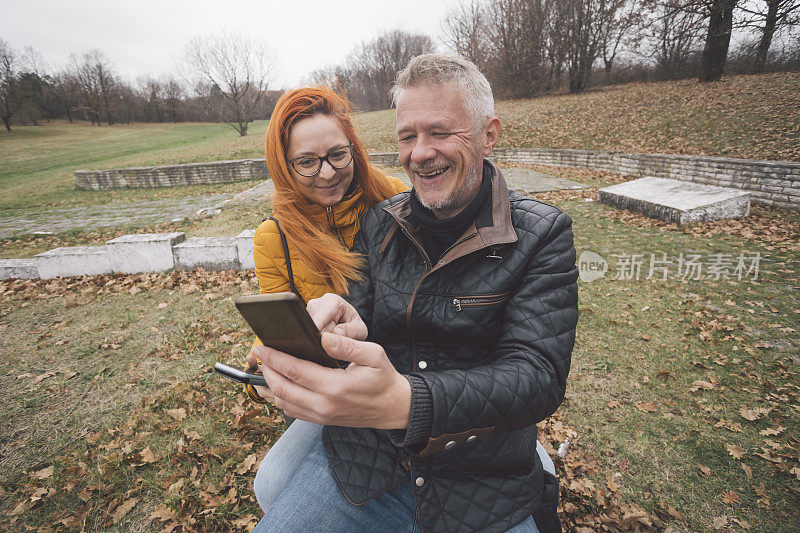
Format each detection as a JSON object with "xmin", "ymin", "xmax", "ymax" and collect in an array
[
  {"xmin": 235, "ymin": 230, "xmax": 256, "ymax": 270},
  {"xmin": 35, "ymin": 246, "xmax": 112, "ymax": 279},
  {"xmin": 107, "ymin": 233, "xmax": 186, "ymax": 274},
  {"xmin": 0, "ymin": 230, "xmax": 259, "ymax": 281},
  {"xmin": 598, "ymin": 177, "xmax": 751, "ymax": 225},
  {"xmin": 0, "ymin": 259, "xmax": 39, "ymax": 280},
  {"xmin": 173, "ymin": 237, "xmax": 240, "ymax": 271}
]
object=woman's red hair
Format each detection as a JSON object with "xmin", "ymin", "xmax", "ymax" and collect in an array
[{"xmin": 265, "ymin": 86, "xmax": 398, "ymax": 294}]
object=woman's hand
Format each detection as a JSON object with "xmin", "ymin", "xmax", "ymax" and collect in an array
[
  {"xmin": 246, "ymin": 349, "xmax": 272, "ymax": 400},
  {"xmin": 307, "ymin": 293, "xmax": 368, "ymax": 340}
]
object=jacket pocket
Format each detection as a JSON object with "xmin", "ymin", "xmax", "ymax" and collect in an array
[
  {"xmin": 533, "ymin": 470, "xmax": 562, "ymax": 533},
  {"xmin": 450, "ymin": 292, "xmax": 511, "ymax": 311}
]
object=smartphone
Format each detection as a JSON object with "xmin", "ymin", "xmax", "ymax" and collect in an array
[
  {"xmin": 213, "ymin": 362, "xmax": 268, "ymax": 387},
  {"xmin": 234, "ymin": 292, "xmax": 340, "ymax": 369}
]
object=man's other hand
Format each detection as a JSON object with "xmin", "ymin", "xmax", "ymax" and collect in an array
[
  {"xmin": 253, "ymin": 333, "xmax": 410, "ymax": 430},
  {"xmin": 307, "ymin": 293, "xmax": 368, "ymax": 341}
]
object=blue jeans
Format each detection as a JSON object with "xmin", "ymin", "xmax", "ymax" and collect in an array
[{"xmin": 254, "ymin": 421, "xmax": 550, "ymax": 532}]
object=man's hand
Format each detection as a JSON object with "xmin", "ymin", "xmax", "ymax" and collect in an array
[
  {"xmin": 307, "ymin": 293, "xmax": 368, "ymax": 340},
  {"xmin": 253, "ymin": 332, "xmax": 411, "ymax": 429}
]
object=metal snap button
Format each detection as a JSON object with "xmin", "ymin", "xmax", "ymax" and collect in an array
[
  {"xmin": 444, "ymin": 440, "xmax": 456, "ymax": 450},
  {"xmin": 466, "ymin": 435, "xmax": 478, "ymax": 443},
  {"xmin": 415, "ymin": 477, "xmax": 425, "ymax": 487},
  {"xmin": 418, "ymin": 360, "xmax": 427, "ymax": 369}
]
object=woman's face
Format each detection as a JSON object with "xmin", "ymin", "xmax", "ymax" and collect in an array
[{"xmin": 286, "ymin": 114, "xmax": 355, "ymax": 207}]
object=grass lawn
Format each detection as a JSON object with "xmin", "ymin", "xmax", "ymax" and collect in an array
[
  {"xmin": 1, "ymin": 179, "xmax": 798, "ymax": 530},
  {"xmin": 0, "ymin": 121, "xmax": 269, "ymax": 211}
]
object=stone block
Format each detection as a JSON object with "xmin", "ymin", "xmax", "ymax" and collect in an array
[
  {"xmin": 107, "ymin": 233, "xmax": 185, "ymax": 273},
  {"xmin": 598, "ymin": 177, "xmax": 750, "ymax": 225},
  {"xmin": 0, "ymin": 259, "xmax": 39, "ymax": 280},
  {"xmin": 173, "ymin": 237, "xmax": 239, "ymax": 271},
  {"xmin": 35, "ymin": 246, "xmax": 112, "ymax": 279},
  {"xmin": 235, "ymin": 230, "xmax": 257, "ymax": 270}
]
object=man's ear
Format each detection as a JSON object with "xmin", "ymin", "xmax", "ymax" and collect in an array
[{"xmin": 482, "ymin": 117, "xmax": 501, "ymax": 156}]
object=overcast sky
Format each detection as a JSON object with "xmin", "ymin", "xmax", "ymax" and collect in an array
[{"xmin": 0, "ymin": 0, "xmax": 454, "ymax": 87}]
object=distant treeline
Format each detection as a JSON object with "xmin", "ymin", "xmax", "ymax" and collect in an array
[
  {"xmin": 316, "ymin": 0, "xmax": 800, "ymax": 109},
  {"xmin": 0, "ymin": 39, "xmax": 281, "ymax": 132},
  {"xmin": 2, "ymin": 0, "xmax": 798, "ymax": 130}
]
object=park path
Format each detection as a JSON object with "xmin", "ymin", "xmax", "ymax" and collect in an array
[{"xmin": 0, "ymin": 168, "xmax": 586, "ymax": 238}]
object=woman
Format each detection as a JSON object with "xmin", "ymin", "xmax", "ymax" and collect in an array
[{"xmin": 244, "ymin": 86, "xmax": 407, "ymax": 514}]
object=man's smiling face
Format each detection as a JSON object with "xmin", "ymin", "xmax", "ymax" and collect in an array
[{"xmin": 395, "ymin": 84, "xmax": 487, "ymax": 219}]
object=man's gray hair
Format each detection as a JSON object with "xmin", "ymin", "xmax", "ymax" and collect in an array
[{"xmin": 391, "ymin": 53, "xmax": 494, "ymax": 131}]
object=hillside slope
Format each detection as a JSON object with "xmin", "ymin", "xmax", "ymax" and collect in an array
[{"xmin": 353, "ymin": 72, "xmax": 800, "ymax": 161}]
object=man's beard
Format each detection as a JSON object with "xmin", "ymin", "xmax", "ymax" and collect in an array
[{"xmin": 414, "ymin": 151, "xmax": 484, "ymax": 218}]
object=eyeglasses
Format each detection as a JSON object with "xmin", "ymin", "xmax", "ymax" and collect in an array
[{"xmin": 288, "ymin": 145, "xmax": 354, "ymax": 177}]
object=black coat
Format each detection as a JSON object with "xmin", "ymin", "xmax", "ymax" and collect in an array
[{"xmin": 322, "ymin": 161, "xmax": 579, "ymax": 532}]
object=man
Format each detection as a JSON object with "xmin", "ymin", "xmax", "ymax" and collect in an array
[{"xmin": 252, "ymin": 54, "xmax": 578, "ymax": 533}]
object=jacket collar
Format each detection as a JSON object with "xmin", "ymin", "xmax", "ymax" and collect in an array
[{"xmin": 382, "ymin": 160, "xmax": 518, "ymax": 265}]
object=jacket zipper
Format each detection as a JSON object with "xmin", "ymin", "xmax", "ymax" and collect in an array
[
  {"xmin": 452, "ymin": 293, "xmax": 511, "ymax": 311},
  {"xmin": 325, "ymin": 206, "xmax": 346, "ymax": 247}
]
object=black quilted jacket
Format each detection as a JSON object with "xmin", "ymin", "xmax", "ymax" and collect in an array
[{"xmin": 322, "ymin": 161, "xmax": 579, "ymax": 532}]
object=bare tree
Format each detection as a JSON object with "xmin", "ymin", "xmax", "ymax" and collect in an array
[
  {"xmin": 184, "ymin": 32, "xmax": 276, "ymax": 136},
  {"xmin": 598, "ymin": 0, "xmax": 646, "ymax": 76},
  {"xmin": 50, "ymin": 71, "xmax": 81, "ymax": 122},
  {"xmin": 0, "ymin": 39, "xmax": 22, "ymax": 131},
  {"xmin": 646, "ymin": 0, "xmax": 707, "ymax": 78},
  {"xmin": 69, "ymin": 50, "xmax": 118, "ymax": 125},
  {"xmin": 313, "ymin": 30, "xmax": 434, "ymax": 111},
  {"xmin": 160, "ymin": 76, "xmax": 184, "ymax": 122},
  {"xmin": 738, "ymin": 0, "xmax": 800, "ymax": 71},
  {"xmin": 441, "ymin": 1, "xmax": 493, "ymax": 73}
]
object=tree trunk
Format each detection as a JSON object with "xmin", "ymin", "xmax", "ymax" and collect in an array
[
  {"xmin": 699, "ymin": 0, "xmax": 737, "ymax": 82},
  {"xmin": 2, "ymin": 117, "xmax": 10, "ymax": 131},
  {"xmin": 754, "ymin": 0, "xmax": 779, "ymax": 73}
]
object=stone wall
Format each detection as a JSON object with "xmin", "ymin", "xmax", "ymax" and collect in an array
[
  {"xmin": 74, "ymin": 149, "xmax": 800, "ymax": 210},
  {"xmin": 489, "ymin": 148, "xmax": 800, "ymax": 210},
  {"xmin": 75, "ymin": 159, "xmax": 268, "ymax": 190}
]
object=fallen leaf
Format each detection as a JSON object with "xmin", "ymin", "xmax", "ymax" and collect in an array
[
  {"xmin": 608, "ymin": 400, "xmax": 621, "ymax": 408},
  {"xmin": 698, "ymin": 465, "xmax": 711, "ymax": 476},
  {"xmin": 150, "ymin": 504, "xmax": 175, "ymax": 521},
  {"xmin": 740, "ymin": 407, "xmax": 771, "ymax": 421},
  {"xmin": 635, "ymin": 401, "xmax": 658, "ymax": 413},
  {"xmin": 166, "ymin": 408, "xmax": 186, "ymax": 421},
  {"xmin": 712, "ymin": 515, "xmax": 728, "ymax": 529},
  {"xmin": 731, "ymin": 518, "xmax": 751, "ymax": 530},
  {"xmin": 112, "ymin": 498, "xmax": 139, "ymax": 523},
  {"xmin": 33, "ymin": 371, "xmax": 57, "ymax": 384},
  {"xmin": 790, "ymin": 467, "xmax": 800, "ymax": 481},
  {"xmin": 725, "ymin": 443, "xmax": 745, "ymax": 460},
  {"xmin": 721, "ymin": 490, "xmax": 741, "ymax": 504},
  {"xmin": 741, "ymin": 463, "xmax": 752, "ymax": 479},
  {"xmin": 760, "ymin": 426, "xmax": 785, "ymax": 436},
  {"xmin": 691, "ymin": 380, "xmax": 714, "ymax": 392},
  {"xmin": 236, "ymin": 453, "xmax": 258, "ymax": 475},
  {"xmin": 31, "ymin": 465, "xmax": 54, "ymax": 480}
]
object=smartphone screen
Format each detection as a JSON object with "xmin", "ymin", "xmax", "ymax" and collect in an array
[{"xmin": 235, "ymin": 292, "xmax": 340, "ymax": 368}]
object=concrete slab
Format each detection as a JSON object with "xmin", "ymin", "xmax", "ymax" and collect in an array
[
  {"xmin": 0, "ymin": 259, "xmax": 39, "ymax": 280},
  {"xmin": 173, "ymin": 237, "xmax": 240, "ymax": 271},
  {"xmin": 598, "ymin": 177, "xmax": 750, "ymax": 225},
  {"xmin": 235, "ymin": 230, "xmax": 256, "ymax": 270},
  {"xmin": 35, "ymin": 246, "xmax": 112, "ymax": 279},
  {"xmin": 106, "ymin": 232, "xmax": 185, "ymax": 274}
]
